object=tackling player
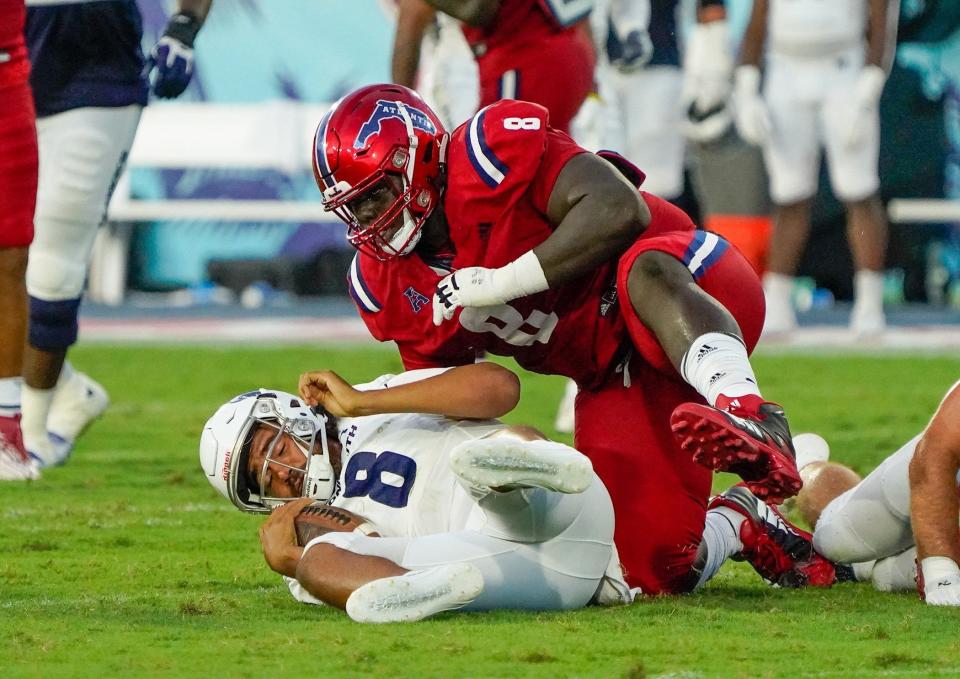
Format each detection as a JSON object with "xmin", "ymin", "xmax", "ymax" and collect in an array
[
  {"xmin": 735, "ymin": 0, "xmax": 895, "ymax": 337},
  {"xmin": 20, "ymin": 0, "xmax": 212, "ymax": 467},
  {"xmin": 0, "ymin": 0, "xmax": 41, "ymax": 480},
  {"xmin": 404, "ymin": 0, "xmax": 596, "ymax": 134},
  {"xmin": 312, "ymin": 84, "xmax": 805, "ymax": 595},
  {"xmin": 791, "ymin": 381, "xmax": 960, "ymax": 606},
  {"xmin": 200, "ymin": 364, "xmax": 632, "ymax": 623}
]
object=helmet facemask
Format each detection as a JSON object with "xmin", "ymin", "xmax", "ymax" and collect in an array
[
  {"xmin": 227, "ymin": 394, "xmax": 336, "ymax": 514},
  {"xmin": 322, "ymin": 159, "xmax": 432, "ymax": 261}
]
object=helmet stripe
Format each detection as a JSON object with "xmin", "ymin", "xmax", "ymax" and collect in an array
[{"xmin": 314, "ymin": 108, "xmax": 336, "ymax": 189}]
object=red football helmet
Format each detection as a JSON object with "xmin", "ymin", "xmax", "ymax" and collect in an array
[{"xmin": 313, "ymin": 84, "xmax": 449, "ymax": 260}]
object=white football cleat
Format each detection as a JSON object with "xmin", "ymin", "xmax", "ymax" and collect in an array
[
  {"xmin": 345, "ymin": 562, "xmax": 484, "ymax": 623},
  {"xmin": 450, "ymin": 437, "xmax": 593, "ymax": 494},
  {"xmin": 553, "ymin": 379, "xmax": 577, "ymax": 434},
  {"xmin": 47, "ymin": 371, "xmax": 109, "ymax": 446},
  {"xmin": 25, "ymin": 431, "xmax": 74, "ymax": 468}
]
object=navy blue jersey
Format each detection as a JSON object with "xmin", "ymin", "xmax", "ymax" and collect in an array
[
  {"xmin": 25, "ymin": 0, "xmax": 148, "ymax": 116},
  {"xmin": 606, "ymin": 0, "xmax": 680, "ymax": 69}
]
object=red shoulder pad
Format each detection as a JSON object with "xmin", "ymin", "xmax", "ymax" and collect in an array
[{"xmin": 452, "ymin": 100, "xmax": 550, "ymax": 197}]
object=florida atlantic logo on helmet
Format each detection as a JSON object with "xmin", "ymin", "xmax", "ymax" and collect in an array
[
  {"xmin": 312, "ymin": 84, "xmax": 449, "ymax": 261},
  {"xmin": 355, "ymin": 100, "xmax": 437, "ymax": 150}
]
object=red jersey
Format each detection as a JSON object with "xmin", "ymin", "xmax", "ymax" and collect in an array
[
  {"xmin": 0, "ymin": 0, "xmax": 29, "ymax": 89},
  {"xmin": 460, "ymin": 0, "xmax": 591, "ymax": 55},
  {"xmin": 348, "ymin": 100, "xmax": 694, "ymax": 388}
]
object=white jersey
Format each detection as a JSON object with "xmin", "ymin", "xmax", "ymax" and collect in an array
[
  {"xmin": 330, "ymin": 370, "xmax": 503, "ymax": 538},
  {"xmin": 767, "ymin": 0, "xmax": 866, "ymax": 57}
]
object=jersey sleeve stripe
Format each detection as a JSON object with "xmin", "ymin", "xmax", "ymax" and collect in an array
[
  {"xmin": 683, "ymin": 231, "xmax": 730, "ymax": 279},
  {"xmin": 314, "ymin": 109, "xmax": 336, "ymax": 189},
  {"xmin": 466, "ymin": 107, "xmax": 510, "ymax": 188},
  {"xmin": 348, "ymin": 255, "xmax": 382, "ymax": 313},
  {"xmin": 498, "ymin": 70, "xmax": 519, "ymax": 99}
]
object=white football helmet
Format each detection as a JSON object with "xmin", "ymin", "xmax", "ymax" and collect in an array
[{"xmin": 199, "ymin": 389, "xmax": 336, "ymax": 514}]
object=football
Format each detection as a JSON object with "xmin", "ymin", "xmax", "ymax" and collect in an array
[{"xmin": 294, "ymin": 503, "xmax": 380, "ymax": 546}]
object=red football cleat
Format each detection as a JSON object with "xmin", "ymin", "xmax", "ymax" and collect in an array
[
  {"xmin": 0, "ymin": 413, "xmax": 40, "ymax": 481},
  {"xmin": 709, "ymin": 484, "xmax": 846, "ymax": 588},
  {"xmin": 670, "ymin": 394, "xmax": 801, "ymax": 504}
]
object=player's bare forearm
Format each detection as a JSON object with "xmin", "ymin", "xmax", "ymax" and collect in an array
[
  {"xmin": 259, "ymin": 499, "xmax": 309, "ymax": 578},
  {"xmin": 738, "ymin": 0, "xmax": 768, "ymax": 66},
  {"xmin": 909, "ymin": 383, "xmax": 960, "ymax": 563},
  {"xmin": 296, "ymin": 543, "xmax": 407, "ymax": 610},
  {"xmin": 539, "ymin": 153, "xmax": 650, "ymax": 285},
  {"xmin": 865, "ymin": 0, "xmax": 891, "ymax": 68},
  {"xmin": 422, "ymin": 0, "xmax": 499, "ymax": 27},
  {"xmin": 176, "ymin": 0, "xmax": 212, "ymax": 23},
  {"xmin": 362, "ymin": 363, "xmax": 520, "ymax": 419},
  {"xmin": 392, "ymin": 0, "xmax": 436, "ymax": 87}
]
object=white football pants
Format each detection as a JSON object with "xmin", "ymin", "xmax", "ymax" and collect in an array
[
  {"xmin": 297, "ymin": 475, "xmax": 622, "ymax": 610},
  {"xmin": 28, "ymin": 105, "xmax": 142, "ymax": 302}
]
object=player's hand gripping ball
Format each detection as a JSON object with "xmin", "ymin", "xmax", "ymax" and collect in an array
[{"xmin": 294, "ymin": 503, "xmax": 380, "ymax": 546}]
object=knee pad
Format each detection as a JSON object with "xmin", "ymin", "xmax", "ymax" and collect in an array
[
  {"xmin": 28, "ymin": 296, "xmax": 80, "ymax": 351},
  {"xmin": 26, "ymin": 246, "xmax": 89, "ymax": 301}
]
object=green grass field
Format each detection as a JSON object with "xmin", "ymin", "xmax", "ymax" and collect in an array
[{"xmin": 3, "ymin": 345, "xmax": 960, "ymax": 678}]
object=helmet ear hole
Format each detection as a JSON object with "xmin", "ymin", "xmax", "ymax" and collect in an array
[{"xmin": 421, "ymin": 141, "xmax": 434, "ymax": 163}]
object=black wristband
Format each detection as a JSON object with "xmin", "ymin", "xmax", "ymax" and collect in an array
[{"xmin": 163, "ymin": 11, "xmax": 201, "ymax": 47}]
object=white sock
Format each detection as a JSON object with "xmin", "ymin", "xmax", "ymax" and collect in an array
[
  {"xmin": 0, "ymin": 377, "xmax": 22, "ymax": 418},
  {"xmin": 681, "ymin": 332, "xmax": 762, "ymax": 406},
  {"xmin": 762, "ymin": 272, "xmax": 795, "ymax": 308},
  {"xmin": 695, "ymin": 506, "xmax": 746, "ymax": 589},
  {"xmin": 20, "ymin": 384, "xmax": 55, "ymax": 443},
  {"xmin": 853, "ymin": 269, "xmax": 884, "ymax": 313},
  {"xmin": 56, "ymin": 360, "xmax": 76, "ymax": 389}
]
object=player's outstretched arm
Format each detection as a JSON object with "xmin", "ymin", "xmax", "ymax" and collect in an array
[
  {"xmin": 421, "ymin": 0, "xmax": 499, "ymax": 27},
  {"xmin": 909, "ymin": 382, "xmax": 960, "ymax": 605},
  {"xmin": 299, "ymin": 363, "xmax": 520, "ymax": 420},
  {"xmin": 392, "ymin": 0, "xmax": 436, "ymax": 88}
]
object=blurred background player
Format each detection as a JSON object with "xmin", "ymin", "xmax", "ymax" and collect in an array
[
  {"xmin": 389, "ymin": 0, "xmax": 478, "ymax": 130},
  {"xmin": 735, "ymin": 0, "xmax": 897, "ymax": 338},
  {"xmin": 409, "ymin": 0, "xmax": 596, "ymax": 134},
  {"xmin": 0, "ymin": 0, "xmax": 41, "ymax": 481},
  {"xmin": 791, "ymin": 379, "xmax": 960, "ymax": 606},
  {"xmin": 21, "ymin": 0, "xmax": 212, "ymax": 467},
  {"xmin": 200, "ymin": 364, "xmax": 630, "ymax": 623}
]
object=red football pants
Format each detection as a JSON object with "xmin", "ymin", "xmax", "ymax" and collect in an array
[
  {"xmin": 0, "ymin": 79, "xmax": 37, "ymax": 248},
  {"xmin": 477, "ymin": 28, "xmax": 594, "ymax": 134},
  {"xmin": 575, "ymin": 230, "xmax": 765, "ymax": 594}
]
